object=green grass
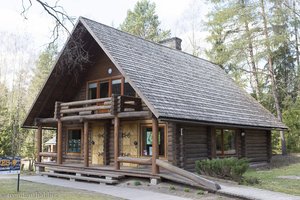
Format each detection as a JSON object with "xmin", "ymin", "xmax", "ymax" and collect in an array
[
  {"xmin": 0, "ymin": 178, "xmax": 121, "ymax": 200},
  {"xmin": 243, "ymin": 163, "xmax": 300, "ymax": 195}
]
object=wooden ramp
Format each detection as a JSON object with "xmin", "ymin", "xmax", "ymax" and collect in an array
[
  {"xmin": 36, "ymin": 162, "xmax": 220, "ymax": 191},
  {"xmin": 156, "ymin": 159, "xmax": 221, "ymax": 192}
]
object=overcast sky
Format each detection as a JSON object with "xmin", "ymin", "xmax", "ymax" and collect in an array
[
  {"xmin": 0, "ymin": 0, "xmax": 209, "ymax": 88},
  {"xmin": 0, "ymin": 0, "xmax": 208, "ymax": 49}
]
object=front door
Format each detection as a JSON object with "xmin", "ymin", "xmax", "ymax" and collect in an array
[{"xmin": 91, "ymin": 124, "xmax": 105, "ymax": 165}]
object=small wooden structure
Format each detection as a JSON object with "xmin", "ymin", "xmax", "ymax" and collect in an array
[{"xmin": 23, "ymin": 17, "xmax": 287, "ymax": 191}]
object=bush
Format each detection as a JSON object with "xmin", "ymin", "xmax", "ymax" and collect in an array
[
  {"xmin": 184, "ymin": 188, "xmax": 190, "ymax": 192},
  {"xmin": 133, "ymin": 181, "xmax": 141, "ymax": 186},
  {"xmin": 195, "ymin": 157, "xmax": 249, "ymax": 182},
  {"xmin": 240, "ymin": 176, "xmax": 260, "ymax": 185}
]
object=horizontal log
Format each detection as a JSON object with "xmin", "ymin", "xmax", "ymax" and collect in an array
[
  {"xmin": 117, "ymin": 157, "xmax": 152, "ymax": 165},
  {"xmin": 60, "ymin": 97, "xmax": 111, "ymax": 107},
  {"xmin": 61, "ymin": 113, "xmax": 114, "ymax": 122},
  {"xmin": 39, "ymin": 152, "xmax": 57, "ymax": 157},
  {"xmin": 38, "ymin": 118, "xmax": 57, "ymax": 124},
  {"xmin": 117, "ymin": 111, "xmax": 151, "ymax": 118},
  {"xmin": 156, "ymin": 159, "xmax": 220, "ymax": 191},
  {"xmin": 60, "ymin": 105, "xmax": 111, "ymax": 114}
]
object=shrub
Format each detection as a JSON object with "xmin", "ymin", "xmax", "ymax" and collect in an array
[
  {"xmin": 184, "ymin": 188, "xmax": 190, "ymax": 192},
  {"xmin": 240, "ymin": 176, "xmax": 260, "ymax": 185},
  {"xmin": 169, "ymin": 186, "xmax": 176, "ymax": 191},
  {"xmin": 195, "ymin": 158, "xmax": 249, "ymax": 182},
  {"xmin": 196, "ymin": 189, "xmax": 204, "ymax": 195},
  {"xmin": 133, "ymin": 181, "xmax": 141, "ymax": 186}
]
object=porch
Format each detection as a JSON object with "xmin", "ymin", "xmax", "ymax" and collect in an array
[{"xmin": 34, "ymin": 95, "xmax": 220, "ymax": 191}]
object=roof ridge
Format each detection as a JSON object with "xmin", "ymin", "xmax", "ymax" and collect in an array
[{"xmin": 79, "ymin": 16, "xmax": 220, "ymax": 68}]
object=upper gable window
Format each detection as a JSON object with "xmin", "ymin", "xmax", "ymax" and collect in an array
[
  {"xmin": 112, "ymin": 79, "xmax": 121, "ymax": 96},
  {"xmin": 124, "ymin": 79, "xmax": 136, "ymax": 97},
  {"xmin": 100, "ymin": 81, "xmax": 109, "ymax": 98},
  {"xmin": 88, "ymin": 82, "xmax": 97, "ymax": 99}
]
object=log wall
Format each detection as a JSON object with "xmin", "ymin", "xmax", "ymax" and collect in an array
[
  {"xmin": 178, "ymin": 124, "xmax": 209, "ymax": 172},
  {"xmin": 73, "ymin": 50, "xmax": 121, "ymax": 101},
  {"xmin": 243, "ymin": 129, "xmax": 269, "ymax": 162}
]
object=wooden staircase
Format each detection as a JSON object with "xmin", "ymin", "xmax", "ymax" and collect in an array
[{"xmin": 40, "ymin": 166, "xmax": 124, "ymax": 185}]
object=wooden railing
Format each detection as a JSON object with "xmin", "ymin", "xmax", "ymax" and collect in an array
[
  {"xmin": 56, "ymin": 97, "xmax": 112, "ymax": 118},
  {"xmin": 51, "ymin": 95, "xmax": 146, "ymax": 122},
  {"xmin": 36, "ymin": 95, "xmax": 150, "ymax": 124}
]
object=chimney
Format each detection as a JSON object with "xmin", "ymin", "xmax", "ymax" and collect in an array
[{"xmin": 159, "ymin": 37, "xmax": 182, "ymax": 50}]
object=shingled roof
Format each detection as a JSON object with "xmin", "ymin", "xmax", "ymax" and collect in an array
[{"xmin": 23, "ymin": 17, "xmax": 287, "ymax": 129}]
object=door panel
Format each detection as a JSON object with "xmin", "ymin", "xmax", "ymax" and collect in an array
[{"xmin": 92, "ymin": 124, "xmax": 105, "ymax": 165}]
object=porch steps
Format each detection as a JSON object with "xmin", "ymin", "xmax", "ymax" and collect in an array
[
  {"xmin": 47, "ymin": 167, "xmax": 124, "ymax": 179},
  {"xmin": 40, "ymin": 172, "xmax": 118, "ymax": 184}
]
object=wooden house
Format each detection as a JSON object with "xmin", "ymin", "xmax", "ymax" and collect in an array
[{"xmin": 23, "ymin": 17, "xmax": 286, "ymax": 189}]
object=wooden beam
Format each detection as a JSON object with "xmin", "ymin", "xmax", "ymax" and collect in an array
[
  {"xmin": 114, "ymin": 116, "xmax": 120, "ymax": 170},
  {"xmin": 60, "ymin": 97, "xmax": 111, "ymax": 107},
  {"xmin": 267, "ymin": 130, "xmax": 272, "ymax": 162},
  {"xmin": 117, "ymin": 111, "xmax": 151, "ymax": 118},
  {"xmin": 152, "ymin": 116, "xmax": 159, "ymax": 174},
  {"xmin": 117, "ymin": 157, "xmax": 152, "ymax": 165},
  {"xmin": 39, "ymin": 152, "xmax": 57, "ymax": 157},
  {"xmin": 36, "ymin": 125, "xmax": 42, "ymax": 163},
  {"xmin": 57, "ymin": 119, "xmax": 63, "ymax": 164},
  {"xmin": 84, "ymin": 121, "xmax": 89, "ymax": 167},
  {"xmin": 60, "ymin": 113, "xmax": 114, "ymax": 122},
  {"xmin": 156, "ymin": 159, "xmax": 220, "ymax": 192},
  {"xmin": 60, "ymin": 105, "xmax": 111, "ymax": 114},
  {"xmin": 38, "ymin": 118, "xmax": 57, "ymax": 124},
  {"xmin": 211, "ymin": 127, "xmax": 216, "ymax": 158}
]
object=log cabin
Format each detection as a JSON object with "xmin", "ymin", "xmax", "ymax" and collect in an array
[{"xmin": 23, "ymin": 17, "xmax": 286, "ymax": 189}]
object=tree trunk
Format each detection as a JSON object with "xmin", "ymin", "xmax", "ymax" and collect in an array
[
  {"xmin": 241, "ymin": 0, "xmax": 260, "ymax": 100},
  {"xmin": 260, "ymin": 0, "xmax": 287, "ymax": 155}
]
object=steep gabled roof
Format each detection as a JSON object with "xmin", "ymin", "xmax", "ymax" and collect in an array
[{"xmin": 23, "ymin": 17, "xmax": 287, "ymax": 129}]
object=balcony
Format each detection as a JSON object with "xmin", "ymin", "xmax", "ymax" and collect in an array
[{"xmin": 36, "ymin": 95, "xmax": 151, "ymax": 124}]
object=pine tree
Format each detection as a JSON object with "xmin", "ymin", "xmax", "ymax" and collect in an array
[{"xmin": 120, "ymin": 0, "xmax": 171, "ymax": 42}]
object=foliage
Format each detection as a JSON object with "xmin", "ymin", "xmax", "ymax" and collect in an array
[
  {"xmin": 196, "ymin": 189, "xmax": 204, "ymax": 195},
  {"xmin": 183, "ymin": 188, "xmax": 190, "ymax": 193},
  {"xmin": 205, "ymin": 0, "xmax": 300, "ymax": 153},
  {"xmin": 282, "ymin": 96, "xmax": 300, "ymax": 152},
  {"xmin": 133, "ymin": 180, "xmax": 142, "ymax": 186},
  {"xmin": 169, "ymin": 186, "xmax": 176, "ymax": 191},
  {"xmin": 195, "ymin": 158, "xmax": 249, "ymax": 181},
  {"xmin": 120, "ymin": 0, "xmax": 171, "ymax": 42},
  {"xmin": 243, "ymin": 161, "xmax": 300, "ymax": 195}
]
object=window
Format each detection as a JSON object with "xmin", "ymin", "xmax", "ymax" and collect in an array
[
  {"xmin": 124, "ymin": 79, "xmax": 135, "ymax": 97},
  {"xmin": 141, "ymin": 125, "xmax": 165, "ymax": 157},
  {"xmin": 88, "ymin": 82, "xmax": 97, "ymax": 99},
  {"xmin": 216, "ymin": 129, "xmax": 236, "ymax": 156},
  {"xmin": 67, "ymin": 129, "xmax": 81, "ymax": 153},
  {"xmin": 100, "ymin": 81, "xmax": 109, "ymax": 98},
  {"xmin": 87, "ymin": 77, "xmax": 136, "ymax": 98},
  {"xmin": 112, "ymin": 79, "xmax": 121, "ymax": 95}
]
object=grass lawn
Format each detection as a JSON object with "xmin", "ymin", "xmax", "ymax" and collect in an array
[
  {"xmin": 244, "ymin": 162, "xmax": 300, "ymax": 196},
  {"xmin": 0, "ymin": 178, "xmax": 121, "ymax": 200}
]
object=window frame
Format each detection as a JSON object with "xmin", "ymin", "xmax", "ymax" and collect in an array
[
  {"xmin": 215, "ymin": 128, "xmax": 237, "ymax": 157},
  {"xmin": 139, "ymin": 124, "xmax": 167, "ymax": 158},
  {"xmin": 87, "ymin": 76, "xmax": 136, "ymax": 99},
  {"xmin": 66, "ymin": 128, "xmax": 83, "ymax": 155}
]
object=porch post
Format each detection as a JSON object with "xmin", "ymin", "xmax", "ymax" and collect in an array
[
  {"xmin": 152, "ymin": 115, "xmax": 159, "ymax": 174},
  {"xmin": 84, "ymin": 121, "xmax": 89, "ymax": 167},
  {"xmin": 36, "ymin": 125, "xmax": 42, "ymax": 163},
  {"xmin": 57, "ymin": 119, "xmax": 63, "ymax": 164},
  {"xmin": 114, "ymin": 116, "xmax": 120, "ymax": 170}
]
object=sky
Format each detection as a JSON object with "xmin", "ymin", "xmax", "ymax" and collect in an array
[{"xmin": 0, "ymin": 0, "xmax": 209, "ymax": 88}]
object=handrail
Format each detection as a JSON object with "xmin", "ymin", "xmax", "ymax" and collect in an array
[
  {"xmin": 156, "ymin": 159, "xmax": 221, "ymax": 192},
  {"xmin": 60, "ymin": 97, "xmax": 111, "ymax": 107},
  {"xmin": 39, "ymin": 152, "xmax": 57, "ymax": 157}
]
